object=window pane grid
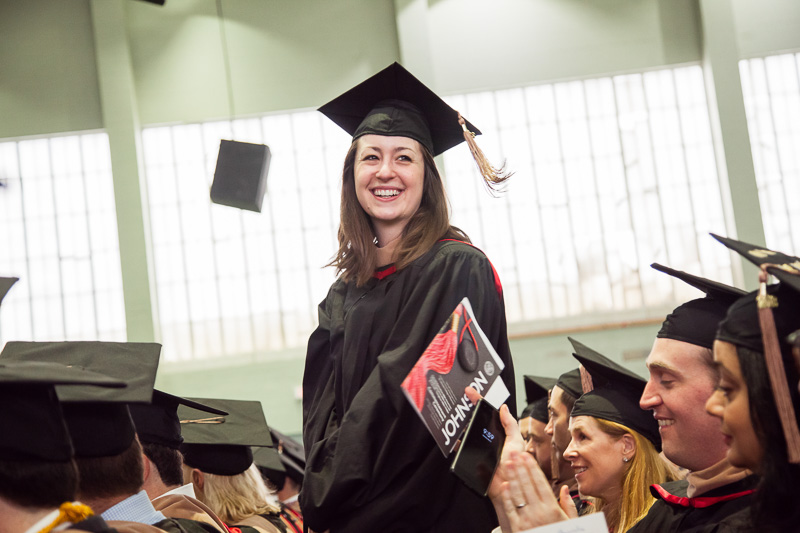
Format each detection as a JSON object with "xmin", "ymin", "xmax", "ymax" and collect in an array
[
  {"xmin": 444, "ymin": 64, "xmax": 732, "ymax": 324},
  {"xmin": 0, "ymin": 132, "xmax": 125, "ymax": 344},
  {"xmin": 740, "ymin": 53, "xmax": 800, "ymax": 254}
]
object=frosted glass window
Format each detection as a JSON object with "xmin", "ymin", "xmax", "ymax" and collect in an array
[
  {"xmin": 443, "ymin": 65, "xmax": 732, "ymax": 324},
  {"xmin": 0, "ymin": 132, "xmax": 125, "ymax": 343},
  {"xmin": 740, "ymin": 53, "xmax": 800, "ymax": 254}
]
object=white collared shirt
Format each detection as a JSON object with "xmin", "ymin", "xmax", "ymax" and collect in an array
[{"xmin": 153, "ymin": 482, "xmax": 196, "ymax": 501}]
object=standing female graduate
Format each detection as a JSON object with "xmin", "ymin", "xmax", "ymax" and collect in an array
[{"xmin": 300, "ymin": 63, "xmax": 516, "ymax": 533}]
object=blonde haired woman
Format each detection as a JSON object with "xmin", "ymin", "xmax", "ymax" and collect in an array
[
  {"xmin": 493, "ymin": 339, "xmax": 674, "ymax": 533},
  {"xmin": 186, "ymin": 462, "xmax": 284, "ymax": 533},
  {"xmin": 179, "ymin": 398, "xmax": 286, "ymax": 533}
]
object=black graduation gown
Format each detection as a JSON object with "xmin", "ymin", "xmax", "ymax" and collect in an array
[
  {"xmin": 625, "ymin": 475, "xmax": 758, "ymax": 532},
  {"xmin": 300, "ymin": 240, "xmax": 516, "ymax": 533}
]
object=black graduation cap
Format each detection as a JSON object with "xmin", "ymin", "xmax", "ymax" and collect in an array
[
  {"xmin": 0, "ymin": 277, "xmax": 18, "ymax": 306},
  {"xmin": 521, "ymin": 375, "xmax": 556, "ymax": 423},
  {"xmin": 319, "ymin": 62, "xmax": 479, "ymax": 157},
  {"xmin": 179, "ymin": 398, "xmax": 273, "ymax": 476},
  {"xmin": 568, "ymin": 338, "xmax": 661, "ymax": 451},
  {"xmin": 0, "ymin": 341, "xmax": 162, "ymax": 458},
  {"xmin": 711, "ymin": 233, "xmax": 800, "ymax": 293},
  {"xmin": 652, "ymin": 263, "xmax": 746, "ymax": 350},
  {"xmin": 270, "ymin": 428, "xmax": 305, "ymax": 485},
  {"xmin": 129, "ymin": 390, "xmax": 228, "ymax": 449},
  {"xmin": 253, "ymin": 445, "xmax": 287, "ymax": 490},
  {"xmin": 0, "ymin": 341, "xmax": 161, "ymax": 403},
  {"xmin": 555, "ymin": 368, "xmax": 583, "ymax": 400},
  {"xmin": 0, "ymin": 361, "xmax": 125, "ymax": 462},
  {"xmin": 319, "ymin": 62, "xmax": 511, "ymax": 190},
  {"xmin": 713, "ymin": 235, "xmax": 800, "ymax": 354}
]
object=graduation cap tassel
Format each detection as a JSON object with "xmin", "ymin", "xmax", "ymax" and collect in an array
[
  {"xmin": 458, "ymin": 114, "xmax": 513, "ymax": 195},
  {"xmin": 579, "ymin": 365, "xmax": 594, "ymax": 394},
  {"xmin": 401, "ymin": 307, "xmax": 462, "ymax": 411},
  {"xmin": 756, "ymin": 270, "xmax": 800, "ymax": 463}
]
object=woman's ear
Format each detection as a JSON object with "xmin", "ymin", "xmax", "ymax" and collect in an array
[{"xmin": 620, "ymin": 433, "xmax": 636, "ymax": 457}]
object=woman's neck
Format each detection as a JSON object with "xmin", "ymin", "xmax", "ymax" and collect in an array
[{"xmin": 375, "ymin": 232, "xmax": 402, "ymax": 266}]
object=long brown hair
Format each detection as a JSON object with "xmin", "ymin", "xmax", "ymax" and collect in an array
[{"xmin": 327, "ymin": 137, "xmax": 469, "ymax": 286}]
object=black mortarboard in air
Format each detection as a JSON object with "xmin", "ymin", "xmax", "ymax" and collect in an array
[
  {"xmin": 568, "ymin": 338, "xmax": 661, "ymax": 451},
  {"xmin": 653, "ymin": 263, "xmax": 746, "ymax": 350},
  {"xmin": 129, "ymin": 390, "xmax": 228, "ymax": 449},
  {"xmin": 270, "ymin": 428, "xmax": 305, "ymax": 485},
  {"xmin": 0, "ymin": 341, "xmax": 161, "ymax": 458},
  {"xmin": 521, "ymin": 375, "xmax": 556, "ymax": 423},
  {"xmin": 0, "ymin": 361, "xmax": 125, "ymax": 461},
  {"xmin": 179, "ymin": 398, "xmax": 273, "ymax": 476},
  {"xmin": 0, "ymin": 277, "xmax": 18, "ymax": 306},
  {"xmin": 318, "ymin": 62, "xmax": 480, "ymax": 157},
  {"xmin": 555, "ymin": 368, "xmax": 583, "ymax": 400},
  {"xmin": 253, "ymin": 446, "xmax": 287, "ymax": 490}
]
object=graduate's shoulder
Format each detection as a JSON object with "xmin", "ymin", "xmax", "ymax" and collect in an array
[{"xmin": 426, "ymin": 239, "xmax": 491, "ymax": 265}]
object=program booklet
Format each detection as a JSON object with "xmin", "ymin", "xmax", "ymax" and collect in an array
[{"xmin": 401, "ymin": 297, "xmax": 510, "ymax": 456}]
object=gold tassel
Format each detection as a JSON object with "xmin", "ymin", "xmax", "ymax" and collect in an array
[
  {"xmin": 757, "ymin": 270, "xmax": 800, "ymax": 463},
  {"xmin": 458, "ymin": 114, "xmax": 513, "ymax": 195},
  {"xmin": 579, "ymin": 365, "xmax": 594, "ymax": 394},
  {"xmin": 39, "ymin": 502, "xmax": 94, "ymax": 533}
]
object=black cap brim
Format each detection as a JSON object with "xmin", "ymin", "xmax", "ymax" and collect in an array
[
  {"xmin": 651, "ymin": 263, "xmax": 746, "ymax": 305},
  {"xmin": 130, "ymin": 390, "xmax": 228, "ymax": 449},
  {"xmin": 179, "ymin": 398, "xmax": 272, "ymax": 476},
  {"xmin": 0, "ymin": 341, "xmax": 161, "ymax": 403}
]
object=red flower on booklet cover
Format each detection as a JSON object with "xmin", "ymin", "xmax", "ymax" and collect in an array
[{"xmin": 402, "ymin": 303, "xmax": 478, "ymax": 410}]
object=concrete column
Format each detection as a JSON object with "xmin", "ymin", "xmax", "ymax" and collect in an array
[
  {"xmin": 89, "ymin": 0, "xmax": 157, "ymax": 341},
  {"xmin": 699, "ymin": 0, "xmax": 765, "ymax": 290}
]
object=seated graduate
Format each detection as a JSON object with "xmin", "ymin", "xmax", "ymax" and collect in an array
[
  {"xmin": 0, "ymin": 340, "xmax": 212, "ymax": 533},
  {"xmin": 492, "ymin": 338, "xmax": 675, "ymax": 533},
  {"xmin": 0, "ymin": 360, "xmax": 124, "ymax": 533},
  {"xmin": 704, "ymin": 235, "xmax": 800, "ymax": 532},
  {"xmin": 178, "ymin": 398, "xmax": 285, "ymax": 533},
  {"xmin": 629, "ymin": 263, "xmax": 757, "ymax": 533},
  {"xmin": 129, "ymin": 390, "xmax": 231, "ymax": 532}
]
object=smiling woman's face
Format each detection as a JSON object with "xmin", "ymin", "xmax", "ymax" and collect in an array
[
  {"xmin": 354, "ymin": 134, "xmax": 424, "ymax": 245},
  {"xmin": 563, "ymin": 415, "xmax": 628, "ymax": 502},
  {"xmin": 705, "ymin": 340, "xmax": 763, "ymax": 470}
]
